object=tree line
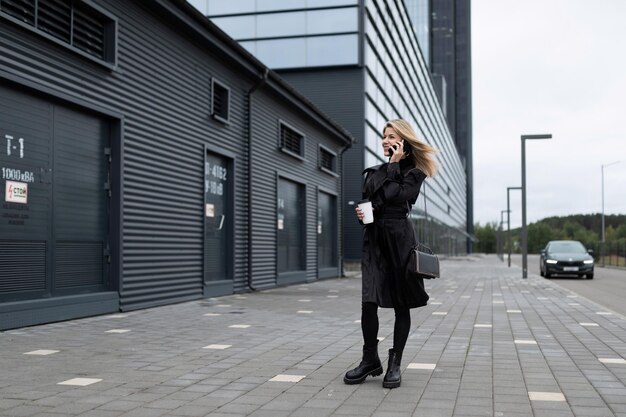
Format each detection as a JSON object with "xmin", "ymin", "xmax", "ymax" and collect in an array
[{"xmin": 474, "ymin": 213, "xmax": 626, "ymax": 254}]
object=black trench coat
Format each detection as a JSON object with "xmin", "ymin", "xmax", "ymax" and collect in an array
[{"xmin": 361, "ymin": 159, "xmax": 429, "ymax": 309}]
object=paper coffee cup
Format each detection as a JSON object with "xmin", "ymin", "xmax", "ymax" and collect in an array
[{"xmin": 358, "ymin": 200, "xmax": 374, "ymax": 224}]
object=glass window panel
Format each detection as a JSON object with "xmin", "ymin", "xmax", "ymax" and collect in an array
[
  {"xmin": 187, "ymin": 0, "xmax": 208, "ymax": 15},
  {"xmin": 365, "ymin": 97, "xmax": 376, "ymax": 122},
  {"xmin": 306, "ymin": 8, "xmax": 357, "ymax": 35},
  {"xmin": 365, "ymin": 72, "xmax": 376, "ymax": 97},
  {"xmin": 257, "ymin": 11, "xmax": 305, "ymax": 38},
  {"xmin": 239, "ymin": 40, "xmax": 257, "ymax": 55},
  {"xmin": 375, "ymin": 57, "xmax": 383, "ymax": 80},
  {"xmin": 365, "ymin": 123, "xmax": 380, "ymax": 155},
  {"xmin": 306, "ymin": 34, "xmax": 357, "ymax": 66},
  {"xmin": 257, "ymin": 0, "xmax": 305, "ymax": 12},
  {"xmin": 390, "ymin": 85, "xmax": 397, "ymax": 108},
  {"xmin": 307, "ymin": 0, "xmax": 357, "ymax": 7},
  {"xmin": 377, "ymin": 111, "xmax": 384, "ymax": 134},
  {"xmin": 208, "ymin": 0, "xmax": 255, "ymax": 15},
  {"xmin": 364, "ymin": 42, "xmax": 377, "ymax": 71},
  {"xmin": 210, "ymin": 16, "xmax": 256, "ymax": 39},
  {"xmin": 256, "ymin": 38, "xmax": 306, "ymax": 68},
  {"xmin": 364, "ymin": 149, "xmax": 381, "ymax": 169}
]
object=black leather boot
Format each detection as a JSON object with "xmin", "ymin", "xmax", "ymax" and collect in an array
[
  {"xmin": 382, "ymin": 349, "xmax": 402, "ymax": 388},
  {"xmin": 343, "ymin": 344, "xmax": 383, "ymax": 384}
]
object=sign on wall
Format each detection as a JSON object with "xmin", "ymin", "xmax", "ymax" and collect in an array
[{"xmin": 5, "ymin": 180, "xmax": 28, "ymax": 204}]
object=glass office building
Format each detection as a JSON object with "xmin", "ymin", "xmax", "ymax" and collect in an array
[
  {"xmin": 411, "ymin": 0, "xmax": 474, "ymax": 251},
  {"xmin": 404, "ymin": 0, "xmax": 430, "ymax": 66},
  {"xmin": 192, "ymin": 0, "xmax": 470, "ymax": 258}
]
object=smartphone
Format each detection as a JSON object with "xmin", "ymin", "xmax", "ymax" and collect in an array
[
  {"xmin": 388, "ymin": 141, "xmax": 411, "ymax": 157},
  {"xmin": 404, "ymin": 141, "xmax": 412, "ymax": 155}
]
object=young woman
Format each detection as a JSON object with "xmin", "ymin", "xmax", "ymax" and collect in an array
[{"xmin": 344, "ymin": 119, "xmax": 437, "ymax": 389}]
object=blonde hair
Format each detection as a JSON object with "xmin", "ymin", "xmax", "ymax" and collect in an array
[{"xmin": 383, "ymin": 119, "xmax": 438, "ymax": 177}]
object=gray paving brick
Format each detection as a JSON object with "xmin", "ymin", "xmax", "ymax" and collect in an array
[
  {"xmin": 0, "ymin": 399, "xmax": 25, "ymax": 410},
  {"xmin": 168, "ymin": 405, "xmax": 216, "ymax": 416},
  {"xmin": 456, "ymin": 397, "xmax": 492, "ymax": 407},
  {"xmin": 411, "ymin": 407, "xmax": 454, "ymax": 417},
  {"xmin": 246, "ymin": 411, "xmax": 290, "ymax": 417},
  {"xmin": 611, "ymin": 404, "xmax": 626, "ymax": 413},
  {"xmin": 372, "ymin": 411, "xmax": 415, "ymax": 417},
  {"xmin": 602, "ymin": 395, "xmax": 626, "ymax": 404},
  {"xmin": 569, "ymin": 406, "xmax": 615, "ymax": 417},
  {"xmin": 195, "ymin": 414, "xmax": 245, "ymax": 417},
  {"xmin": 66, "ymin": 410, "xmax": 121, "ymax": 417},
  {"xmin": 457, "ymin": 389, "xmax": 492, "ymax": 399},
  {"xmin": 212, "ymin": 403, "xmax": 259, "ymax": 414},
  {"xmin": 118, "ymin": 407, "xmax": 169, "ymax": 417},
  {"xmin": 143, "ymin": 399, "xmax": 188, "ymax": 410},
  {"xmin": 494, "ymin": 402, "xmax": 533, "ymax": 413},
  {"xmin": 1, "ymin": 405, "xmax": 46, "ymax": 417}
]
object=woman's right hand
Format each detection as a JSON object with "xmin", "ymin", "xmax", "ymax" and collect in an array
[{"xmin": 355, "ymin": 206, "xmax": 364, "ymax": 222}]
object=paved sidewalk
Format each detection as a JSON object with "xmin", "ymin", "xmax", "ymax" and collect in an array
[{"xmin": 2, "ymin": 255, "xmax": 626, "ymax": 417}]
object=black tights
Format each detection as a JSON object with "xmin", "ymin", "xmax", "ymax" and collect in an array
[{"xmin": 361, "ymin": 302, "xmax": 411, "ymax": 352}]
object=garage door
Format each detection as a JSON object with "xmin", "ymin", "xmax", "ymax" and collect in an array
[{"xmin": 0, "ymin": 85, "xmax": 110, "ymax": 302}]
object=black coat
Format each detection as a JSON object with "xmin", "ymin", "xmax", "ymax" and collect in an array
[{"xmin": 361, "ymin": 159, "xmax": 429, "ymax": 309}]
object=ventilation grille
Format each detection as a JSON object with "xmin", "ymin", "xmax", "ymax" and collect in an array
[
  {"xmin": 0, "ymin": 0, "xmax": 35, "ymax": 25},
  {"xmin": 0, "ymin": 240, "xmax": 46, "ymax": 293},
  {"xmin": 320, "ymin": 148, "xmax": 336, "ymax": 172},
  {"xmin": 212, "ymin": 82, "xmax": 229, "ymax": 121},
  {"xmin": 73, "ymin": 3, "xmax": 105, "ymax": 59},
  {"xmin": 0, "ymin": 0, "xmax": 110, "ymax": 61},
  {"xmin": 55, "ymin": 241, "xmax": 104, "ymax": 288},
  {"xmin": 38, "ymin": 0, "xmax": 71, "ymax": 42},
  {"xmin": 280, "ymin": 124, "xmax": 303, "ymax": 156}
]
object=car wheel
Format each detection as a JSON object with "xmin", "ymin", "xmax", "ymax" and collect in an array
[
  {"xmin": 540, "ymin": 265, "xmax": 544, "ymax": 277},
  {"xmin": 545, "ymin": 269, "xmax": 551, "ymax": 278},
  {"xmin": 586, "ymin": 273, "xmax": 594, "ymax": 279}
]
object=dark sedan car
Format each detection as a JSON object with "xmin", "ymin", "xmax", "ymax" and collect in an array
[{"xmin": 540, "ymin": 240, "xmax": 595, "ymax": 279}]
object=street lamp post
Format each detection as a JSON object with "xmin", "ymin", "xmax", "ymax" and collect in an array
[
  {"xmin": 601, "ymin": 161, "xmax": 620, "ymax": 267},
  {"xmin": 496, "ymin": 221, "xmax": 501, "ymax": 260},
  {"xmin": 507, "ymin": 186, "xmax": 522, "ymax": 267},
  {"xmin": 521, "ymin": 134, "xmax": 552, "ymax": 278},
  {"xmin": 500, "ymin": 209, "xmax": 510, "ymax": 262}
]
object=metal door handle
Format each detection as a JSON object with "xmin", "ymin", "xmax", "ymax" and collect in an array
[{"xmin": 217, "ymin": 214, "xmax": 225, "ymax": 230}]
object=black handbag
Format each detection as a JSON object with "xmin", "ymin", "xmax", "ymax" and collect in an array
[
  {"xmin": 409, "ymin": 242, "xmax": 440, "ymax": 279},
  {"xmin": 406, "ymin": 184, "xmax": 440, "ymax": 279}
]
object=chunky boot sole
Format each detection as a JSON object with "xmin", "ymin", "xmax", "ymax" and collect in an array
[
  {"xmin": 343, "ymin": 365, "xmax": 383, "ymax": 384},
  {"xmin": 382, "ymin": 378, "xmax": 401, "ymax": 389}
]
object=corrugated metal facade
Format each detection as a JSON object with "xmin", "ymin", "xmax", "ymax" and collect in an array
[
  {"xmin": 0, "ymin": 0, "xmax": 351, "ymax": 329},
  {"xmin": 248, "ymin": 88, "xmax": 345, "ymax": 289}
]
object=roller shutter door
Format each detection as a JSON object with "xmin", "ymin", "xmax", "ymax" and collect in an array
[{"xmin": 0, "ymin": 85, "xmax": 110, "ymax": 302}]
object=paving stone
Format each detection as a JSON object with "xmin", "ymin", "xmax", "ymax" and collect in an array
[
  {"xmin": 247, "ymin": 411, "xmax": 290, "ymax": 417},
  {"xmin": 68, "ymin": 410, "xmax": 121, "ymax": 417},
  {"xmin": 0, "ymin": 399, "xmax": 26, "ymax": 409},
  {"xmin": 533, "ymin": 409, "xmax": 576, "ymax": 417},
  {"xmin": 411, "ymin": 406, "xmax": 454, "ymax": 417},
  {"xmin": 118, "ymin": 407, "xmax": 169, "ymax": 417},
  {"xmin": 212, "ymin": 402, "xmax": 259, "ymax": 414},
  {"xmin": 143, "ymin": 399, "xmax": 188, "ymax": 410}
]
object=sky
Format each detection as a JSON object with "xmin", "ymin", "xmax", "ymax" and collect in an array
[{"xmin": 472, "ymin": 0, "xmax": 626, "ymax": 228}]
